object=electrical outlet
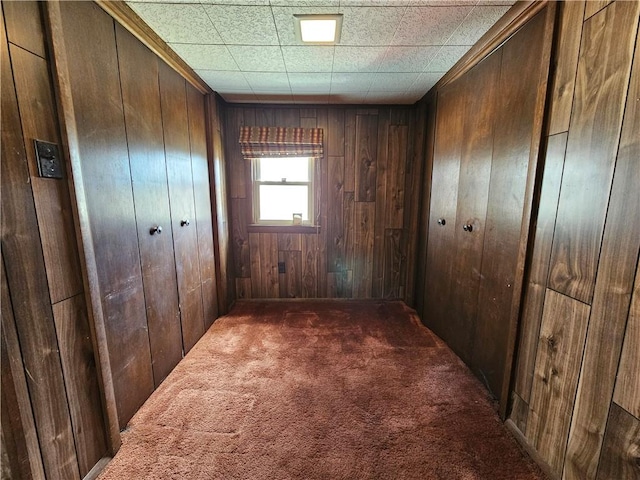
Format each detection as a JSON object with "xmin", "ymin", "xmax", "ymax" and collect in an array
[{"xmin": 278, "ymin": 262, "xmax": 285, "ymax": 274}]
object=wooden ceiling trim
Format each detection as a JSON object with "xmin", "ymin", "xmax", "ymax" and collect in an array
[
  {"xmin": 95, "ymin": 1, "xmax": 212, "ymax": 95},
  {"xmin": 429, "ymin": 0, "xmax": 549, "ymax": 94}
]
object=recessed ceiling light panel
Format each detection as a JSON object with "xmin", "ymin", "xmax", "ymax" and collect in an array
[{"xmin": 294, "ymin": 14, "xmax": 343, "ymax": 45}]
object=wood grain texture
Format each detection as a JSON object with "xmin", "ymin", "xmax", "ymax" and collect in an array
[
  {"xmin": 385, "ymin": 125, "xmax": 408, "ymax": 229},
  {"xmin": 547, "ymin": 1, "xmax": 585, "ymax": 135},
  {"xmin": 596, "ymin": 403, "xmax": 640, "ymax": 480},
  {"xmin": 344, "ymin": 108, "xmax": 356, "ymax": 192},
  {"xmin": 383, "ymin": 229, "xmax": 402, "ymax": 298},
  {"xmin": 527, "ymin": 290, "xmax": 590, "ymax": 475},
  {"xmin": 301, "ymin": 234, "xmax": 319, "ymax": 298},
  {"xmin": 278, "ymin": 233, "xmax": 302, "ymax": 251},
  {"xmin": 159, "ymin": 61, "xmax": 205, "ymax": 354},
  {"xmin": 514, "ymin": 133, "xmax": 568, "ymax": 402},
  {"xmin": 1, "ymin": 256, "xmax": 46, "ymax": 480},
  {"xmin": 116, "ymin": 24, "xmax": 182, "ymax": 387},
  {"xmin": 615, "ymin": 261, "xmax": 640, "ymax": 418},
  {"xmin": 548, "ymin": 0, "xmax": 640, "ymax": 304},
  {"xmin": 235, "ymin": 277, "xmax": 252, "ymax": 299},
  {"xmin": 1, "ymin": 13, "xmax": 80, "ymax": 477},
  {"xmin": 423, "ymin": 82, "xmax": 464, "ymax": 339},
  {"xmin": 52, "ymin": 295, "xmax": 108, "ymax": 476},
  {"xmin": 473, "ymin": 9, "xmax": 549, "ymax": 402},
  {"xmin": 509, "ymin": 391, "xmax": 529, "ymax": 436},
  {"xmin": 231, "ymin": 197, "xmax": 252, "ymax": 278},
  {"xmin": 372, "ymin": 108, "xmax": 390, "ymax": 298},
  {"xmin": 187, "ymin": 85, "xmax": 219, "ymax": 328},
  {"xmin": 446, "ymin": 51, "xmax": 500, "ymax": 363},
  {"xmin": 3, "ymin": 0, "xmax": 46, "ymax": 58},
  {"xmin": 563, "ymin": 27, "xmax": 640, "ymax": 478},
  {"xmin": 353, "ymin": 202, "xmax": 375, "ymax": 298},
  {"xmin": 279, "ymin": 250, "xmax": 302, "ymax": 298},
  {"xmin": 10, "ymin": 43, "xmax": 83, "ymax": 304},
  {"xmin": 249, "ymin": 233, "xmax": 279, "ymax": 298},
  {"xmin": 58, "ymin": 1, "xmax": 155, "ymax": 428},
  {"xmin": 327, "ymin": 156, "xmax": 345, "ymax": 273},
  {"xmin": 355, "ymin": 114, "xmax": 378, "ymax": 203},
  {"xmin": 584, "ymin": 0, "xmax": 613, "ymax": 21},
  {"xmin": 226, "ymin": 108, "xmax": 247, "ymax": 199},
  {"xmin": 328, "ymin": 108, "xmax": 345, "ymax": 156}
]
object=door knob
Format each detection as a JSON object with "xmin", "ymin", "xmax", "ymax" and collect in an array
[
  {"xmin": 181, "ymin": 219, "xmax": 190, "ymax": 227},
  {"xmin": 150, "ymin": 225, "xmax": 163, "ymax": 235},
  {"xmin": 437, "ymin": 218, "xmax": 446, "ymax": 226},
  {"xmin": 463, "ymin": 224, "xmax": 473, "ymax": 232}
]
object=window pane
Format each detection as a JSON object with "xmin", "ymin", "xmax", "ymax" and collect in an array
[
  {"xmin": 258, "ymin": 157, "xmax": 309, "ymax": 182},
  {"xmin": 259, "ymin": 185, "xmax": 309, "ymax": 221}
]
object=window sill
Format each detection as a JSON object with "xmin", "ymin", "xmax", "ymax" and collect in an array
[{"xmin": 247, "ymin": 224, "xmax": 321, "ymax": 234}]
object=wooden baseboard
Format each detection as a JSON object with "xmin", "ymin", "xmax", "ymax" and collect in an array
[
  {"xmin": 83, "ymin": 457, "xmax": 112, "ymax": 480},
  {"xmin": 504, "ymin": 419, "xmax": 559, "ymax": 480}
]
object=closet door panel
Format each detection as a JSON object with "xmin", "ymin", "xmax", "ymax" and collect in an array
[
  {"xmin": 473, "ymin": 10, "xmax": 549, "ymax": 399},
  {"xmin": 422, "ymin": 80, "xmax": 465, "ymax": 339},
  {"xmin": 186, "ymin": 86, "xmax": 218, "ymax": 329},
  {"xmin": 116, "ymin": 25, "xmax": 182, "ymax": 386},
  {"xmin": 447, "ymin": 50, "xmax": 502, "ymax": 362},
  {"xmin": 159, "ymin": 62, "xmax": 205, "ymax": 354},
  {"xmin": 58, "ymin": 1, "xmax": 153, "ymax": 428}
]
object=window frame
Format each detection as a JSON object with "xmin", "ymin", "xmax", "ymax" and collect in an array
[{"xmin": 251, "ymin": 156, "xmax": 315, "ymax": 226}]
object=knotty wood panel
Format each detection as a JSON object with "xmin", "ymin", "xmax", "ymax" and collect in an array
[
  {"xmin": 315, "ymin": 108, "xmax": 329, "ymax": 298},
  {"xmin": 473, "ymin": 9, "xmax": 549, "ymax": 401},
  {"xmin": 1, "ymin": 13, "xmax": 80, "ymax": 476},
  {"xmin": 423, "ymin": 82, "xmax": 464, "ymax": 340},
  {"xmin": 3, "ymin": 0, "xmax": 46, "ymax": 58},
  {"xmin": 372, "ymin": 108, "xmax": 390, "ymax": 298},
  {"xmin": 249, "ymin": 233, "xmax": 279, "ymax": 298},
  {"xmin": 231, "ymin": 197, "xmax": 252, "ymax": 278},
  {"xmin": 596, "ymin": 403, "xmax": 640, "ymax": 480},
  {"xmin": 548, "ymin": 0, "xmax": 640, "ymax": 304},
  {"xmin": 564, "ymin": 28, "xmax": 640, "ymax": 478},
  {"xmin": 159, "ymin": 61, "xmax": 205, "ymax": 354},
  {"xmin": 385, "ymin": 125, "xmax": 408, "ymax": 229},
  {"xmin": 58, "ymin": 1, "xmax": 154, "ymax": 428},
  {"xmin": 547, "ymin": 1, "xmax": 585, "ymax": 135},
  {"xmin": 235, "ymin": 278, "xmax": 252, "ymax": 299},
  {"xmin": 328, "ymin": 108, "xmax": 345, "ymax": 156},
  {"xmin": 513, "ymin": 133, "xmax": 567, "ymax": 402},
  {"xmin": 52, "ymin": 295, "xmax": 108, "ymax": 476},
  {"xmin": 383, "ymin": 229, "xmax": 402, "ymax": 298},
  {"xmin": 187, "ymin": 85, "xmax": 219, "ymax": 328},
  {"xmin": 279, "ymin": 250, "xmax": 302, "ymax": 298},
  {"xmin": 226, "ymin": 107, "xmax": 247, "ymax": 199},
  {"xmin": 355, "ymin": 114, "xmax": 378, "ymax": 202},
  {"xmin": 301, "ymin": 234, "xmax": 319, "ymax": 298},
  {"xmin": 527, "ymin": 290, "xmax": 590, "ymax": 475},
  {"xmin": 1, "ymin": 257, "xmax": 46, "ymax": 480},
  {"xmin": 344, "ymin": 108, "xmax": 356, "ymax": 192},
  {"xmin": 278, "ymin": 233, "xmax": 302, "ymax": 251},
  {"xmin": 614, "ymin": 262, "xmax": 640, "ymax": 418},
  {"xmin": 353, "ymin": 202, "xmax": 375, "ymax": 298},
  {"xmin": 10, "ymin": 43, "xmax": 83, "ymax": 304},
  {"xmin": 446, "ymin": 51, "xmax": 500, "ymax": 363},
  {"xmin": 116, "ymin": 24, "xmax": 182, "ymax": 387}
]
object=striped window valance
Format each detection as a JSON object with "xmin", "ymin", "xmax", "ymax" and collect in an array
[{"xmin": 239, "ymin": 126, "xmax": 324, "ymax": 158}]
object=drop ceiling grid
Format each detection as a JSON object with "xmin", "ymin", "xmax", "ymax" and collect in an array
[{"xmin": 126, "ymin": 0, "xmax": 514, "ymax": 104}]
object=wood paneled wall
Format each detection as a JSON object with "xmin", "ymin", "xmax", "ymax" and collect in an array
[
  {"xmin": 224, "ymin": 105, "xmax": 425, "ymax": 301},
  {"xmin": 1, "ymin": 2, "xmax": 107, "ymax": 478},
  {"xmin": 509, "ymin": 1, "xmax": 640, "ymax": 479}
]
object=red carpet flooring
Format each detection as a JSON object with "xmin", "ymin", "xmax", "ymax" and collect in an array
[{"xmin": 99, "ymin": 300, "xmax": 545, "ymax": 479}]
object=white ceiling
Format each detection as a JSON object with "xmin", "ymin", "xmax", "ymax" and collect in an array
[{"xmin": 127, "ymin": 0, "xmax": 515, "ymax": 104}]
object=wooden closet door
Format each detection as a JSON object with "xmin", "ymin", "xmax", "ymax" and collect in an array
[
  {"xmin": 159, "ymin": 62, "xmax": 205, "ymax": 354},
  {"xmin": 473, "ymin": 10, "xmax": 550, "ymax": 401},
  {"xmin": 422, "ymin": 79, "xmax": 466, "ymax": 339},
  {"xmin": 116, "ymin": 24, "xmax": 183, "ymax": 387},
  {"xmin": 447, "ymin": 50, "xmax": 502, "ymax": 363}
]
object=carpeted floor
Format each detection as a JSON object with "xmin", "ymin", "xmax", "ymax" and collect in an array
[{"xmin": 99, "ymin": 300, "xmax": 546, "ymax": 480}]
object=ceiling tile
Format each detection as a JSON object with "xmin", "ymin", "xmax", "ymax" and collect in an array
[
  {"xmin": 329, "ymin": 92, "xmax": 366, "ymax": 104},
  {"xmin": 377, "ymin": 46, "xmax": 440, "ymax": 72},
  {"xmin": 333, "ymin": 46, "xmax": 388, "ymax": 73},
  {"xmin": 272, "ymin": 6, "xmax": 341, "ymax": 46},
  {"xmin": 195, "ymin": 70, "xmax": 250, "ymax": 90},
  {"xmin": 338, "ymin": 7, "xmax": 406, "ymax": 46},
  {"xmin": 365, "ymin": 91, "xmax": 413, "ymax": 104},
  {"xmin": 392, "ymin": 6, "xmax": 472, "ymax": 45},
  {"xmin": 330, "ymin": 72, "xmax": 377, "ymax": 92},
  {"xmin": 246, "ymin": 72, "xmax": 291, "ymax": 91},
  {"xmin": 370, "ymin": 72, "xmax": 420, "ymax": 90},
  {"xmin": 228, "ymin": 46, "xmax": 286, "ymax": 72},
  {"xmin": 202, "ymin": 0, "xmax": 269, "ymax": 4},
  {"xmin": 426, "ymin": 45, "xmax": 470, "ymax": 72},
  {"xmin": 220, "ymin": 92, "xmax": 260, "ymax": 103},
  {"xmin": 202, "ymin": 5, "xmax": 279, "ymax": 45},
  {"xmin": 281, "ymin": 46, "xmax": 335, "ymax": 73},
  {"xmin": 255, "ymin": 92, "xmax": 295, "ymax": 103},
  {"xmin": 407, "ymin": 0, "xmax": 476, "ymax": 5},
  {"xmin": 128, "ymin": 3, "xmax": 222, "ymax": 44},
  {"xmin": 170, "ymin": 44, "xmax": 238, "ymax": 70},
  {"xmin": 447, "ymin": 6, "xmax": 511, "ymax": 45},
  {"xmin": 270, "ymin": 0, "xmax": 338, "ymax": 6},
  {"xmin": 412, "ymin": 71, "xmax": 442, "ymax": 90},
  {"xmin": 288, "ymin": 73, "xmax": 332, "ymax": 93},
  {"xmin": 293, "ymin": 94, "xmax": 330, "ymax": 104},
  {"xmin": 340, "ymin": 0, "xmax": 409, "ymax": 5}
]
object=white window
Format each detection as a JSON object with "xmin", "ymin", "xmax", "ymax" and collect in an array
[{"xmin": 252, "ymin": 156, "xmax": 314, "ymax": 225}]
